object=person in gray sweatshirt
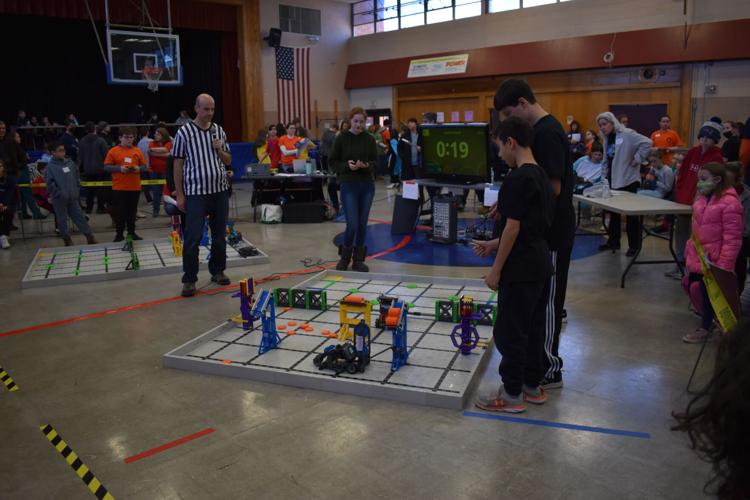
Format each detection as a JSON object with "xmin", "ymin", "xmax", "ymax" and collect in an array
[
  {"xmin": 637, "ymin": 149, "xmax": 674, "ymax": 199},
  {"xmin": 597, "ymin": 111, "xmax": 652, "ymax": 256},
  {"xmin": 45, "ymin": 141, "xmax": 97, "ymax": 246}
]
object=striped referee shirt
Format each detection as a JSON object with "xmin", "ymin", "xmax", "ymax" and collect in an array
[{"xmin": 172, "ymin": 120, "xmax": 230, "ymax": 195}]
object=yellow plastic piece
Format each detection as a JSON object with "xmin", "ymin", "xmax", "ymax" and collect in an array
[{"xmin": 338, "ymin": 295, "xmax": 371, "ymax": 341}]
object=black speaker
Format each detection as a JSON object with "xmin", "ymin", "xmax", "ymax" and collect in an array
[{"xmin": 266, "ymin": 28, "xmax": 282, "ymax": 48}]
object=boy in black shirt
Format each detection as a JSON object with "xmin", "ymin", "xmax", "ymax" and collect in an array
[
  {"xmin": 473, "ymin": 117, "xmax": 554, "ymax": 413},
  {"xmin": 493, "ymin": 79, "xmax": 575, "ymax": 389}
]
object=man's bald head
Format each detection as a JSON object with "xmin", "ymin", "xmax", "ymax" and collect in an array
[
  {"xmin": 194, "ymin": 94, "xmax": 216, "ymax": 125},
  {"xmin": 195, "ymin": 93, "xmax": 215, "ymax": 107}
]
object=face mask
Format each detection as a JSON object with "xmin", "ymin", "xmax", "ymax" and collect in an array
[
  {"xmin": 723, "ymin": 131, "xmax": 733, "ymax": 139},
  {"xmin": 697, "ymin": 180, "xmax": 716, "ymax": 195}
]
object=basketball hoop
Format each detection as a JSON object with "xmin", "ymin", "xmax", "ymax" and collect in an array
[{"xmin": 143, "ymin": 64, "xmax": 163, "ymax": 93}]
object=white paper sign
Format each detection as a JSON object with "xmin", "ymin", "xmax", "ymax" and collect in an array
[
  {"xmin": 402, "ymin": 181, "xmax": 419, "ymax": 200},
  {"xmin": 436, "ymin": 112, "xmax": 445, "ymax": 123},
  {"xmin": 407, "ymin": 54, "xmax": 469, "ymax": 78},
  {"xmin": 483, "ymin": 186, "xmax": 499, "ymax": 207},
  {"xmin": 62, "ymin": 166, "xmax": 70, "ymax": 173}
]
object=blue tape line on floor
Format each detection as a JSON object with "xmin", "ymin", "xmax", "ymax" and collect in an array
[{"xmin": 463, "ymin": 411, "xmax": 651, "ymax": 439}]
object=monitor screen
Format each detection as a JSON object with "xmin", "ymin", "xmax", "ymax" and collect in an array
[{"xmin": 421, "ymin": 124, "xmax": 489, "ymax": 184}]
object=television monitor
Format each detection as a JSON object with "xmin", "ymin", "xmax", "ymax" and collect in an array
[{"xmin": 421, "ymin": 123, "xmax": 490, "ymax": 184}]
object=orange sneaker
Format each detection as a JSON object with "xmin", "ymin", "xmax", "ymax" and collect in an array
[
  {"xmin": 475, "ymin": 386, "xmax": 527, "ymax": 413},
  {"xmin": 522, "ymin": 385, "xmax": 547, "ymax": 405}
]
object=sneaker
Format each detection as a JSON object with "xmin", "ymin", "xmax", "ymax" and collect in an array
[
  {"xmin": 129, "ymin": 233, "xmax": 143, "ymax": 241},
  {"xmin": 475, "ymin": 385, "xmax": 527, "ymax": 413},
  {"xmin": 598, "ymin": 242, "xmax": 620, "ymax": 251},
  {"xmin": 0, "ymin": 235, "xmax": 10, "ymax": 249},
  {"xmin": 386, "ymin": 183, "xmax": 396, "ymax": 189},
  {"xmin": 626, "ymin": 248, "xmax": 639, "ymax": 258},
  {"xmin": 682, "ymin": 327, "xmax": 713, "ymax": 344},
  {"xmin": 540, "ymin": 373, "xmax": 563, "ymax": 390},
  {"xmin": 182, "ymin": 282, "xmax": 196, "ymax": 297},
  {"xmin": 561, "ymin": 309, "xmax": 568, "ymax": 323},
  {"xmin": 113, "ymin": 234, "xmax": 124, "ymax": 242},
  {"xmin": 153, "ymin": 212, "xmax": 159, "ymax": 218},
  {"xmin": 211, "ymin": 273, "xmax": 231, "ymax": 286},
  {"xmin": 522, "ymin": 385, "xmax": 547, "ymax": 405},
  {"xmin": 664, "ymin": 267, "xmax": 683, "ymax": 280}
]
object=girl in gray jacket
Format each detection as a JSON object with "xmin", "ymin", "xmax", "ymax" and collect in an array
[{"xmin": 596, "ymin": 112, "xmax": 652, "ymax": 256}]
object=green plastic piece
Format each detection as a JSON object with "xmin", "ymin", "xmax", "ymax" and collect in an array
[
  {"xmin": 406, "ymin": 283, "xmax": 419, "ymax": 289},
  {"xmin": 348, "ymin": 288, "xmax": 360, "ymax": 293}
]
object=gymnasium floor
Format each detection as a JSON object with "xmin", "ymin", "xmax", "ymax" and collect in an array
[{"xmin": 0, "ymin": 183, "xmax": 713, "ymax": 499}]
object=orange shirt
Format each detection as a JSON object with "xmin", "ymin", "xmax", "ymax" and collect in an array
[
  {"xmin": 278, "ymin": 135, "xmax": 299, "ymax": 166},
  {"xmin": 650, "ymin": 129, "xmax": 682, "ymax": 167},
  {"xmin": 105, "ymin": 145, "xmax": 146, "ymax": 191}
]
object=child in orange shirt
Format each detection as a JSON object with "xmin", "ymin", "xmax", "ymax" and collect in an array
[{"xmin": 104, "ymin": 126, "xmax": 147, "ymax": 241}]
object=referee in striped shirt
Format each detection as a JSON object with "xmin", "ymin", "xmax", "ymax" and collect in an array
[{"xmin": 173, "ymin": 94, "xmax": 233, "ymax": 297}]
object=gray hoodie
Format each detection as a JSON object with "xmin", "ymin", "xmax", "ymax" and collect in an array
[{"xmin": 45, "ymin": 157, "xmax": 81, "ymax": 201}]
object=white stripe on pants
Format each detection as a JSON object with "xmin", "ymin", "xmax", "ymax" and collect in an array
[{"xmin": 543, "ymin": 250, "xmax": 561, "ymax": 378}]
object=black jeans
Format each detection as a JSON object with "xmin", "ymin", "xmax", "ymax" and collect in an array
[
  {"xmin": 112, "ymin": 190, "xmax": 140, "ymax": 236},
  {"xmin": 607, "ymin": 181, "xmax": 641, "ymax": 250},
  {"xmin": 85, "ymin": 173, "xmax": 108, "ymax": 212},
  {"xmin": 494, "ymin": 278, "xmax": 549, "ymax": 396}
]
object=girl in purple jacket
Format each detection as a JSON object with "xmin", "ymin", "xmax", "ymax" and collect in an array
[{"xmin": 683, "ymin": 162, "xmax": 743, "ymax": 343}]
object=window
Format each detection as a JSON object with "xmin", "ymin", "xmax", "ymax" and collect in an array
[
  {"xmin": 279, "ymin": 5, "xmax": 322, "ymax": 36},
  {"xmin": 376, "ymin": 0, "xmax": 400, "ymax": 32},
  {"xmin": 455, "ymin": 0, "xmax": 481, "ymax": 19},
  {"xmin": 352, "ymin": 0, "xmax": 570, "ymax": 36},
  {"xmin": 488, "ymin": 0, "xmax": 519, "ymax": 13},
  {"xmin": 400, "ymin": 0, "xmax": 425, "ymax": 28},
  {"xmin": 427, "ymin": 0, "xmax": 452, "ymax": 24}
]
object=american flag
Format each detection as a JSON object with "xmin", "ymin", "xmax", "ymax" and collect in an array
[{"xmin": 276, "ymin": 46, "xmax": 311, "ymax": 128}]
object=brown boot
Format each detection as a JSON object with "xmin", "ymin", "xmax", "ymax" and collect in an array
[
  {"xmin": 63, "ymin": 236, "xmax": 73, "ymax": 246},
  {"xmin": 85, "ymin": 233, "xmax": 97, "ymax": 245}
]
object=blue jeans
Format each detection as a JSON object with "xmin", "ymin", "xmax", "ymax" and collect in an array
[
  {"xmin": 183, "ymin": 191, "xmax": 229, "ymax": 283},
  {"xmin": 151, "ymin": 172, "xmax": 165, "ymax": 214},
  {"xmin": 340, "ymin": 181, "xmax": 375, "ymax": 247}
]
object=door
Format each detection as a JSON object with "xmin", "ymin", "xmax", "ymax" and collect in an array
[{"xmin": 608, "ymin": 103, "xmax": 668, "ymax": 137}]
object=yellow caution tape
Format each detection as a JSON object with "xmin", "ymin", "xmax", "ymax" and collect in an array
[
  {"xmin": 40, "ymin": 424, "xmax": 115, "ymax": 499},
  {"xmin": 692, "ymin": 233, "xmax": 738, "ymax": 333},
  {"xmin": 0, "ymin": 365, "xmax": 19, "ymax": 392},
  {"xmin": 17, "ymin": 180, "xmax": 166, "ymax": 187}
]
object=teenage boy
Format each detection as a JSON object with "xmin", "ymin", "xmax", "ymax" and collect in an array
[
  {"xmin": 493, "ymin": 79, "xmax": 575, "ymax": 389},
  {"xmin": 472, "ymin": 116, "xmax": 554, "ymax": 413},
  {"xmin": 104, "ymin": 127, "xmax": 147, "ymax": 242},
  {"xmin": 45, "ymin": 141, "xmax": 97, "ymax": 246}
]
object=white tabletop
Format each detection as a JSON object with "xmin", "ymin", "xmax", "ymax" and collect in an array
[{"xmin": 573, "ymin": 192, "xmax": 692, "ymax": 216}]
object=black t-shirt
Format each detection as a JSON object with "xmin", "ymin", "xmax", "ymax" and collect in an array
[
  {"xmin": 497, "ymin": 163, "xmax": 554, "ymax": 283},
  {"xmin": 532, "ymin": 115, "xmax": 576, "ymax": 250}
]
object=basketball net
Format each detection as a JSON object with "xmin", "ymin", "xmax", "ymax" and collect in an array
[{"xmin": 143, "ymin": 65, "xmax": 163, "ymax": 93}]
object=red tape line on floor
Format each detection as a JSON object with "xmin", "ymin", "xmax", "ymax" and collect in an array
[
  {"xmin": 124, "ymin": 427, "xmax": 216, "ymax": 464},
  {"xmin": 0, "ymin": 235, "xmax": 411, "ymax": 338}
]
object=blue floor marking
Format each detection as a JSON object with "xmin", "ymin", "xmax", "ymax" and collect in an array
[
  {"xmin": 334, "ymin": 221, "xmax": 604, "ymax": 267},
  {"xmin": 463, "ymin": 411, "xmax": 651, "ymax": 439}
]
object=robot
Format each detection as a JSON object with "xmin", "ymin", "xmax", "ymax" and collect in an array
[
  {"xmin": 252, "ymin": 289, "xmax": 280, "ymax": 354},
  {"xmin": 450, "ymin": 296, "xmax": 480, "ymax": 355},
  {"xmin": 383, "ymin": 299, "xmax": 409, "ymax": 372},
  {"xmin": 313, "ymin": 319, "xmax": 371, "ymax": 375}
]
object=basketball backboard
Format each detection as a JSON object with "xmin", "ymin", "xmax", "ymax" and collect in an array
[{"xmin": 106, "ymin": 29, "xmax": 182, "ymax": 87}]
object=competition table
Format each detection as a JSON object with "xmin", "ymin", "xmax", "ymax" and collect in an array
[{"xmin": 573, "ymin": 192, "xmax": 692, "ymax": 288}]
